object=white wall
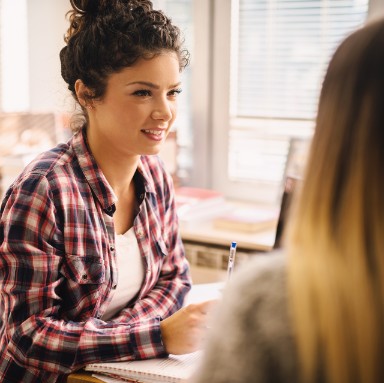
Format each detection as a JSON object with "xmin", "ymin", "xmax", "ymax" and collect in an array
[
  {"xmin": 27, "ymin": 0, "xmax": 72, "ymax": 113},
  {"xmin": 0, "ymin": 0, "xmax": 29, "ymax": 111}
]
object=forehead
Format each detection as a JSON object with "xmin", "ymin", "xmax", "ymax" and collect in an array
[{"xmin": 109, "ymin": 52, "xmax": 181, "ymax": 86}]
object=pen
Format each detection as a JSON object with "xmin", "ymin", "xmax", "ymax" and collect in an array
[{"xmin": 227, "ymin": 241, "xmax": 237, "ymax": 281}]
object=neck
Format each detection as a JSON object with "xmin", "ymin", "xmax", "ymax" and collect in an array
[{"xmin": 86, "ymin": 129, "xmax": 140, "ymax": 194}]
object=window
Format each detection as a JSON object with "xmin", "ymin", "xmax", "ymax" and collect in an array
[
  {"xmin": 212, "ymin": 0, "xmax": 370, "ymax": 204},
  {"xmin": 153, "ymin": 0, "xmax": 375, "ymax": 204},
  {"xmin": 235, "ymin": 0, "xmax": 369, "ymax": 120}
]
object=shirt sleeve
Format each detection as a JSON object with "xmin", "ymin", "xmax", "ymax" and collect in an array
[{"xmin": 0, "ymin": 174, "xmax": 168, "ymax": 376}]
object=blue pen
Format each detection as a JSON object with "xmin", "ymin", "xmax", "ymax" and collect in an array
[{"xmin": 227, "ymin": 241, "xmax": 237, "ymax": 281}]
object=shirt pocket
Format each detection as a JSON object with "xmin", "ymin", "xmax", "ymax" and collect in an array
[
  {"xmin": 59, "ymin": 255, "xmax": 106, "ymax": 320},
  {"xmin": 60, "ymin": 255, "xmax": 105, "ymax": 284}
]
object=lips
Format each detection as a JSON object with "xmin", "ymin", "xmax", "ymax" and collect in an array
[
  {"xmin": 142, "ymin": 129, "xmax": 163, "ymax": 135},
  {"xmin": 141, "ymin": 128, "xmax": 166, "ymax": 141}
]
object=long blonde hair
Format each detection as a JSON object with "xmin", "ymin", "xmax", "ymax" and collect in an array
[{"xmin": 287, "ymin": 18, "xmax": 384, "ymax": 383}]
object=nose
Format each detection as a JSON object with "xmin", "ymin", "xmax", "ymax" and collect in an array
[{"xmin": 151, "ymin": 96, "xmax": 174, "ymax": 122}]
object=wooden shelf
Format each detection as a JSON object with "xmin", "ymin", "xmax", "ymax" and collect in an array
[
  {"xmin": 180, "ymin": 219, "xmax": 276, "ymax": 252},
  {"xmin": 179, "ymin": 199, "xmax": 278, "ymax": 252}
]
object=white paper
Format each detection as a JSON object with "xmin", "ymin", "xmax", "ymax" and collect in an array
[{"xmin": 86, "ymin": 351, "xmax": 202, "ymax": 382}]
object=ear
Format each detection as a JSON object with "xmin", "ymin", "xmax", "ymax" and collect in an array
[{"xmin": 75, "ymin": 79, "xmax": 93, "ymax": 108}]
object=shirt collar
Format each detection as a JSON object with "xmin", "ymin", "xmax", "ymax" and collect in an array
[
  {"xmin": 72, "ymin": 129, "xmax": 117, "ymax": 215},
  {"xmin": 136, "ymin": 158, "xmax": 156, "ymax": 195},
  {"xmin": 71, "ymin": 129, "xmax": 157, "ymax": 214}
]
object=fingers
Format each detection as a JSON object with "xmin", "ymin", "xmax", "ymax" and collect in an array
[
  {"xmin": 160, "ymin": 300, "xmax": 219, "ymax": 355},
  {"xmin": 186, "ymin": 299, "xmax": 218, "ymax": 315}
]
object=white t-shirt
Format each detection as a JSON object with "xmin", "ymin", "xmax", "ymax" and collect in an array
[{"xmin": 102, "ymin": 227, "xmax": 144, "ymax": 320}]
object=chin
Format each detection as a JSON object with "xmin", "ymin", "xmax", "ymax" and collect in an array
[{"xmin": 143, "ymin": 147, "xmax": 162, "ymax": 156}]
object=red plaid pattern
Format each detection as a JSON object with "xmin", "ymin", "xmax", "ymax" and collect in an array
[{"xmin": 0, "ymin": 129, "xmax": 191, "ymax": 383}]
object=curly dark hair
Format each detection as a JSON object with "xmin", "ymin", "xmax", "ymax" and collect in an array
[{"xmin": 60, "ymin": 0, "xmax": 189, "ymax": 106}]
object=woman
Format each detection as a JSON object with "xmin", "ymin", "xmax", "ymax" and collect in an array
[
  {"xmin": 192, "ymin": 17, "xmax": 384, "ymax": 383},
  {"xmin": 0, "ymin": 1, "xmax": 212, "ymax": 382}
]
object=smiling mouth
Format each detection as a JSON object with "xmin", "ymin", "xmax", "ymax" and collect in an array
[
  {"xmin": 142, "ymin": 129, "xmax": 163, "ymax": 135},
  {"xmin": 141, "ymin": 129, "xmax": 166, "ymax": 142}
]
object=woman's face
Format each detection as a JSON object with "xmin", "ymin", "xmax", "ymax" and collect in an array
[{"xmin": 87, "ymin": 51, "xmax": 181, "ymax": 159}]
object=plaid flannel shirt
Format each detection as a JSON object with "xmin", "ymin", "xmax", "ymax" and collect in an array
[{"xmin": 0, "ymin": 129, "xmax": 191, "ymax": 383}]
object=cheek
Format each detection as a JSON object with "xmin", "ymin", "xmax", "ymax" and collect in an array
[{"xmin": 171, "ymin": 104, "xmax": 178, "ymax": 120}]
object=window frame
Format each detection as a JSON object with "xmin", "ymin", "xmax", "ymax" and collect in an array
[{"xmin": 206, "ymin": 0, "xmax": 380, "ymax": 205}]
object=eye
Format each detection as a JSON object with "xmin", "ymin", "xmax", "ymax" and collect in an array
[
  {"xmin": 133, "ymin": 89, "xmax": 152, "ymax": 97},
  {"xmin": 168, "ymin": 88, "xmax": 182, "ymax": 98}
]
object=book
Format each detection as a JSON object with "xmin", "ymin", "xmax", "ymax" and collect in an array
[
  {"xmin": 85, "ymin": 351, "xmax": 202, "ymax": 383},
  {"xmin": 213, "ymin": 207, "xmax": 278, "ymax": 233},
  {"xmin": 175, "ymin": 187, "xmax": 228, "ymax": 223}
]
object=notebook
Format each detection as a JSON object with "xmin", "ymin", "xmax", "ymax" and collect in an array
[{"xmin": 85, "ymin": 351, "xmax": 202, "ymax": 383}]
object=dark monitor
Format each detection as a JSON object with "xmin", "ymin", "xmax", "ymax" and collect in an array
[
  {"xmin": 273, "ymin": 176, "xmax": 299, "ymax": 249},
  {"xmin": 273, "ymin": 137, "xmax": 310, "ymax": 249}
]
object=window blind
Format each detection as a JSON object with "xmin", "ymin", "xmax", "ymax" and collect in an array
[
  {"xmin": 226, "ymin": 0, "xmax": 369, "ymax": 199},
  {"xmin": 234, "ymin": 0, "xmax": 369, "ymax": 120}
]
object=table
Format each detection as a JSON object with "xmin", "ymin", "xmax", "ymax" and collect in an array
[{"xmin": 66, "ymin": 371, "xmax": 105, "ymax": 383}]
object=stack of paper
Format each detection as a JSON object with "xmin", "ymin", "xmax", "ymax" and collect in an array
[{"xmin": 85, "ymin": 351, "xmax": 202, "ymax": 383}]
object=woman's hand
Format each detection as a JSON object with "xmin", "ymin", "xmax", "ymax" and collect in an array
[{"xmin": 160, "ymin": 300, "xmax": 217, "ymax": 354}]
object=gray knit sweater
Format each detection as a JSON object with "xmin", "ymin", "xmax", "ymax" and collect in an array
[{"xmin": 192, "ymin": 253, "xmax": 300, "ymax": 383}]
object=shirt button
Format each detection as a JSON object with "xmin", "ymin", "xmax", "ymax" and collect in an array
[
  {"xmin": 110, "ymin": 245, "xmax": 115, "ymax": 252},
  {"xmin": 81, "ymin": 274, "xmax": 87, "ymax": 280},
  {"xmin": 140, "ymin": 193, "xmax": 145, "ymax": 200},
  {"xmin": 137, "ymin": 230, "xmax": 144, "ymax": 237},
  {"xmin": 112, "ymin": 284, "xmax": 117, "ymax": 289}
]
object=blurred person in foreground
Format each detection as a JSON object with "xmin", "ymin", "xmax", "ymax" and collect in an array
[{"xmin": 192, "ymin": 17, "xmax": 384, "ymax": 383}]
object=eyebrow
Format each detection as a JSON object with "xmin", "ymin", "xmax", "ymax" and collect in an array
[{"xmin": 126, "ymin": 81, "xmax": 182, "ymax": 89}]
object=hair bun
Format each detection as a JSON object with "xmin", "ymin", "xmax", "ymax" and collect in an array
[
  {"xmin": 69, "ymin": 0, "xmax": 107, "ymax": 15},
  {"xmin": 70, "ymin": 0, "xmax": 154, "ymax": 17},
  {"xmin": 69, "ymin": 0, "xmax": 87, "ymax": 14}
]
